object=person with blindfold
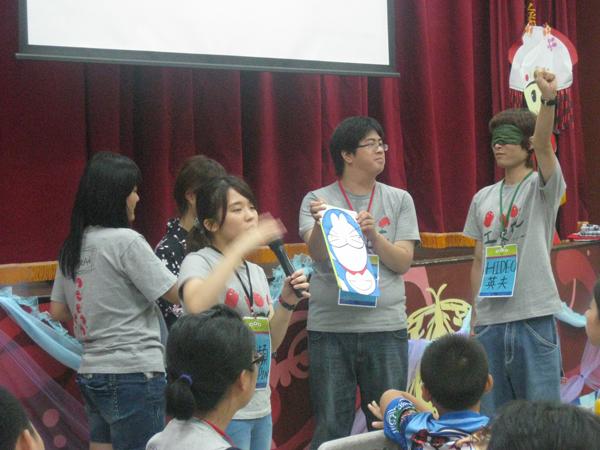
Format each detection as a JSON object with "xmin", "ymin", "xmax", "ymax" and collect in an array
[{"xmin": 463, "ymin": 69, "xmax": 566, "ymax": 417}]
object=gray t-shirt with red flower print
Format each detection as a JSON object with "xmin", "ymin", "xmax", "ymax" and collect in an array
[{"xmin": 299, "ymin": 181, "xmax": 420, "ymax": 333}]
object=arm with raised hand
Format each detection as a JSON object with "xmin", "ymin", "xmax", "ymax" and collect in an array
[
  {"xmin": 182, "ymin": 216, "xmax": 285, "ymax": 314},
  {"xmin": 531, "ymin": 68, "xmax": 558, "ymax": 183}
]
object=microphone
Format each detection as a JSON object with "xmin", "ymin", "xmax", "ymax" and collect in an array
[{"xmin": 268, "ymin": 239, "xmax": 306, "ymax": 299}]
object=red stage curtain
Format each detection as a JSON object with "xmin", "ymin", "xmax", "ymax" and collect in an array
[{"xmin": 0, "ymin": 1, "xmax": 588, "ymax": 264}]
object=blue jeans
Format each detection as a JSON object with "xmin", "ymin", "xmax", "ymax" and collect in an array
[
  {"xmin": 474, "ymin": 315, "xmax": 561, "ymax": 417},
  {"xmin": 77, "ymin": 372, "xmax": 166, "ymax": 450},
  {"xmin": 308, "ymin": 330, "xmax": 408, "ymax": 450},
  {"xmin": 225, "ymin": 414, "xmax": 272, "ymax": 450}
]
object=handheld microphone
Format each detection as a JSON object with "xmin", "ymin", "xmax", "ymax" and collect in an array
[{"xmin": 268, "ymin": 239, "xmax": 306, "ymax": 299}]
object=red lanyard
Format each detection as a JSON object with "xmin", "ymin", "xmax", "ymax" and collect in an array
[
  {"xmin": 202, "ymin": 419, "xmax": 235, "ymax": 446},
  {"xmin": 337, "ymin": 180, "xmax": 376, "ymax": 213}
]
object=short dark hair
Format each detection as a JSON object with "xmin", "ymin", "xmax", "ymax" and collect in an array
[
  {"xmin": 186, "ymin": 175, "xmax": 257, "ymax": 253},
  {"xmin": 0, "ymin": 387, "xmax": 35, "ymax": 449},
  {"xmin": 165, "ymin": 305, "xmax": 256, "ymax": 420},
  {"xmin": 489, "ymin": 108, "xmax": 536, "ymax": 168},
  {"xmin": 420, "ymin": 334, "xmax": 489, "ymax": 411},
  {"xmin": 59, "ymin": 151, "xmax": 141, "ymax": 280},
  {"xmin": 173, "ymin": 155, "xmax": 226, "ymax": 216},
  {"xmin": 329, "ymin": 116, "xmax": 384, "ymax": 176},
  {"xmin": 488, "ymin": 400, "xmax": 600, "ymax": 450}
]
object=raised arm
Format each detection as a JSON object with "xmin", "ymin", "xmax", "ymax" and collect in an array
[
  {"xmin": 182, "ymin": 216, "xmax": 285, "ymax": 314},
  {"xmin": 531, "ymin": 68, "xmax": 558, "ymax": 183}
]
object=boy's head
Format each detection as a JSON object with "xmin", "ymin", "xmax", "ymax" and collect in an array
[
  {"xmin": 585, "ymin": 278, "xmax": 600, "ymax": 346},
  {"xmin": 329, "ymin": 116, "xmax": 385, "ymax": 176},
  {"xmin": 0, "ymin": 387, "xmax": 45, "ymax": 450},
  {"xmin": 420, "ymin": 334, "xmax": 491, "ymax": 411},
  {"xmin": 489, "ymin": 108, "xmax": 536, "ymax": 169},
  {"xmin": 488, "ymin": 400, "xmax": 600, "ymax": 450}
]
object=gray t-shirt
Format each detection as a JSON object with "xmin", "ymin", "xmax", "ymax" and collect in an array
[
  {"xmin": 178, "ymin": 247, "xmax": 271, "ymax": 420},
  {"xmin": 299, "ymin": 181, "xmax": 420, "ymax": 332},
  {"xmin": 463, "ymin": 164, "xmax": 566, "ymax": 326},
  {"xmin": 51, "ymin": 227, "xmax": 176, "ymax": 374},
  {"xmin": 146, "ymin": 418, "xmax": 231, "ymax": 450}
]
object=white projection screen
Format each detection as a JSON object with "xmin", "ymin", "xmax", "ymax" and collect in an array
[{"xmin": 17, "ymin": 0, "xmax": 397, "ymax": 76}]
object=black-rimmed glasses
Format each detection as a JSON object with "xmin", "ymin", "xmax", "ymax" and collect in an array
[{"xmin": 356, "ymin": 140, "xmax": 389, "ymax": 152}]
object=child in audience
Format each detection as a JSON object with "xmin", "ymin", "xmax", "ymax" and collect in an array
[
  {"xmin": 0, "ymin": 387, "xmax": 45, "ymax": 450},
  {"xmin": 585, "ymin": 278, "xmax": 600, "ymax": 346},
  {"xmin": 178, "ymin": 175, "xmax": 310, "ymax": 450},
  {"xmin": 487, "ymin": 400, "xmax": 600, "ymax": 449},
  {"xmin": 146, "ymin": 305, "xmax": 259, "ymax": 450},
  {"xmin": 369, "ymin": 334, "xmax": 492, "ymax": 449}
]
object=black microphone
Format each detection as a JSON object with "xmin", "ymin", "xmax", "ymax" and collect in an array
[{"xmin": 268, "ymin": 239, "xmax": 306, "ymax": 299}]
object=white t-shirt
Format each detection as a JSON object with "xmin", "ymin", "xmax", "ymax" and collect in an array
[{"xmin": 146, "ymin": 418, "xmax": 233, "ymax": 450}]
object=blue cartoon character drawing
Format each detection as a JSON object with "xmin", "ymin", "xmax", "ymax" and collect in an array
[{"xmin": 321, "ymin": 207, "xmax": 379, "ymax": 299}]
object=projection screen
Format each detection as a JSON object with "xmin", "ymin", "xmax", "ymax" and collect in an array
[{"xmin": 17, "ymin": 0, "xmax": 397, "ymax": 76}]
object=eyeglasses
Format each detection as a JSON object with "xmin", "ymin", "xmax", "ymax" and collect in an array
[
  {"xmin": 251, "ymin": 352, "xmax": 265, "ymax": 366},
  {"xmin": 356, "ymin": 140, "xmax": 389, "ymax": 152}
]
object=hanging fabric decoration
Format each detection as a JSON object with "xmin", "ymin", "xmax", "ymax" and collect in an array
[{"xmin": 507, "ymin": 2, "xmax": 578, "ymax": 131}]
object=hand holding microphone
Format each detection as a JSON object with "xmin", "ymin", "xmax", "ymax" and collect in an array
[{"xmin": 268, "ymin": 239, "xmax": 310, "ymax": 306}]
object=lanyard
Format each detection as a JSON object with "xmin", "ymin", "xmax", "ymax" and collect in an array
[
  {"xmin": 201, "ymin": 419, "xmax": 234, "ymax": 446},
  {"xmin": 209, "ymin": 246, "xmax": 254, "ymax": 308},
  {"xmin": 337, "ymin": 180, "xmax": 376, "ymax": 213},
  {"xmin": 499, "ymin": 171, "xmax": 533, "ymax": 234}
]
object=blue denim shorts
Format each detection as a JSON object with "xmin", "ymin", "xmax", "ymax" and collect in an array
[{"xmin": 76, "ymin": 372, "xmax": 166, "ymax": 450}]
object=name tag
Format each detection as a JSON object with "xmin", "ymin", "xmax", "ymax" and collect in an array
[
  {"xmin": 479, "ymin": 244, "xmax": 518, "ymax": 298},
  {"xmin": 243, "ymin": 316, "xmax": 271, "ymax": 390}
]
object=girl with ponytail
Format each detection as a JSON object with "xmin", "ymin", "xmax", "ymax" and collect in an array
[
  {"xmin": 178, "ymin": 175, "xmax": 310, "ymax": 450},
  {"xmin": 147, "ymin": 305, "xmax": 258, "ymax": 450}
]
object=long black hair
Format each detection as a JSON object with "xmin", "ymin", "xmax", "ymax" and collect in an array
[
  {"xmin": 165, "ymin": 305, "xmax": 256, "ymax": 419},
  {"xmin": 58, "ymin": 152, "xmax": 141, "ymax": 280},
  {"xmin": 186, "ymin": 175, "xmax": 257, "ymax": 253}
]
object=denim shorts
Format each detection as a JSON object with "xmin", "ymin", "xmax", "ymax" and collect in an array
[{"xmin": 76, "ymin": 372, "xmax": 166, "ymax": 450}]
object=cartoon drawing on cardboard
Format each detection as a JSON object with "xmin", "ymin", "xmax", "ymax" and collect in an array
[{"xmin": 321, "ymin": 207, "xmax": 379, "ymax": 297}]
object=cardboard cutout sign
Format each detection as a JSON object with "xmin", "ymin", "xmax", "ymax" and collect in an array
[{"xmin": 320, "ymin": 206, "xmax": 380, "ymax": 307}]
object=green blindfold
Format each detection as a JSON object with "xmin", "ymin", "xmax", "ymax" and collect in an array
[{"xmin": 491, "ymin": 124, "xmax": 524, "ymax": 149}]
